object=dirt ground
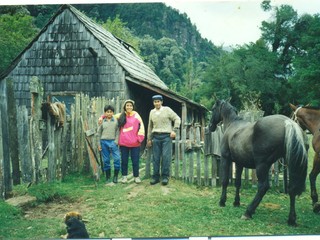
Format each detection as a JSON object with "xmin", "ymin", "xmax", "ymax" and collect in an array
[
  {"xmin": 6, "ymin": 194, "xmax": 89, "ymax": 221},
  {"xmin": 5, "ymin": 181, "xmax": 172, "ymax": 221}
]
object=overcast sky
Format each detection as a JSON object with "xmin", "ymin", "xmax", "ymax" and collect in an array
[
  {"xmin": 165, "ymin": 0, "xmax": 320, "ymax": 47},
  {"xmin": 4, "ymin": 0, "xmax": 320, "ymax": 47}
]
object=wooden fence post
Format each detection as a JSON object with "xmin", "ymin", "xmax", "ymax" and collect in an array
[
  {"xmin": 211, "ymin": 155, "xmax": 218, "ymax": 187},
  {"xmin": 195, "ymin": 124, "xmax": 201, "ymax": 186},
  {"xmin": 7, "ymin": 78, "xmax": 20, "ymax": 186},
  {"xmin": 204, "ymin": 154, "xmax": 209, "ymax": 186},
  {"xmin": 174, "ymin": 130, "xmax": 180, "ymax": 179},
  {"xmin": 0, "ymin": 80, "xmax": 12, "ymax": 197},
  {"xmin": 47, "ymin": 111, "xmax": 56, "ymax": 182},
  {"xmin": 188, "ymin": 126, "xmax": 194, "ymax": 184},
  {"xmin": 181, "ymin": 124, "xmax": 187, "ymax": 182},
  {"xmin": 70, "ymin": 104, "xmax": 76, "ymax": 172},
  {"xmin": 145, "ymin": 147, "xmax": 151, "ymax": 178},
  {"xmin": 18, "ymin": 106, "xmax": 33, "ymax": 183},
  {"xmin": 30, "ymin": 76, "xmax": 43, "ymax": 183},
  {"xmin": 61, "ymin": 114, "xmax": 68, "ymax": 180}
]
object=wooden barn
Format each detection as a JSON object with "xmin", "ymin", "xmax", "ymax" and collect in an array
[
  {"xmin": 0, "ymin": 4, "xmax": 207, "ymax": 135},
  {"xmin": 0, "ymin": 4, "xmax": 209, "ymax": 196}
]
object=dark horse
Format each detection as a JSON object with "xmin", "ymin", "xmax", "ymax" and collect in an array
[
  {"xmin": 290, "ymin": 103, "xmax": 320, "ymax": 213},
  {"xmin": 209, "ymin": 99, "xmax": 308, "ymax": 226}
]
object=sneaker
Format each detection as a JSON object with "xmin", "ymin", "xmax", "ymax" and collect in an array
[
  {"xmin": 121, "ymin": 176, "xmax": 127, "ymax": 184},
  {"xmin": 134, "ymin": 177, "xmax": 141, "ymax": 184}
]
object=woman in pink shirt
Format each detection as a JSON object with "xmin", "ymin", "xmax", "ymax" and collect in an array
[{"xmin": 117, "ymin": 100, "xmax": 145, "ymax": 184}]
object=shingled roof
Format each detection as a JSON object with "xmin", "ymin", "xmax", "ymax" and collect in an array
[{"xmin": 66, "ymin": 4, "xmax": 168, "ymax": 90}]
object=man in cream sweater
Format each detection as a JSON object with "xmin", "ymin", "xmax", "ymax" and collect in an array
[{"xmin": 147, "ymin": 95, "xmax": 181, "ymax": 185}]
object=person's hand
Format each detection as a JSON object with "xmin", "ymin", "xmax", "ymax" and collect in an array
[
  {"xmin": 170, "ymin": 131, "xmax": 176, "ymax": 139},
  {"xmin": 98, "ymin": 117, "xmax": 103, "ymax": 125},
  {"xmin": 138, "ymin": 135, "xmax": 145, "ymax": 143},
  {"xmin": 98, "ymin": 146, "xmax": 102, "ymax": 151},
  {"xmin": 146, "ymin": 140, "xmax": 152, "ymax": 147}
]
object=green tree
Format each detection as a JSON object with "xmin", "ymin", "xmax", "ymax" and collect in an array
[
  {"xmin": 289, "ymin": 13, "xmax": 320, "ymax": 106},
  {"xmin": 102, "ymin": 14, "xmax": 140, "ymax": 52},
  {"xmin": 260, "ymin": 4, "xmax": 299, "ymax": 76},
  {"xmin": 0, "ymin": 13, "xmax": 39, "ymax": 74},
  {"xmin": 198, "ymin": 40, "xmax": 283, "ymax": 114},
  {"xmin": 139, "ymin": 36, "xmax": 187, "ymax": 89},
  {"xmin": 180, "ymin": 58, "xmax": 206, "ymax": 102}
]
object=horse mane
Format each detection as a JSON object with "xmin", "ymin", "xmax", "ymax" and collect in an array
[
  {"xmin": 222, "ymin": 101, "xmax": 242, "ymax": 121},
  {"xmin": 302, "ymin": 105, "xmax": 320, "ymax": 110}
]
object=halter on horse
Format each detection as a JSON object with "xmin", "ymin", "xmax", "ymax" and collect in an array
[
  {"xmin": 290, "ymin": 103, "xmax": 320, "ymax": 213},
  {"xmin": 209, "ymin": 99, "xmax": 308, "ymax": 226}
]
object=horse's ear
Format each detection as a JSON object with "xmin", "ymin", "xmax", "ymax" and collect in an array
[
  {"xmin": 306, "ymin": 103, "xmax": 311, "ymax": 107},
  {"xmin": 226, "ymin": 97, "xmax": 232, "ymax": 102},
  {"xmin": 289, "ymin": 103, "xmax": 296, "ymax": 110}
]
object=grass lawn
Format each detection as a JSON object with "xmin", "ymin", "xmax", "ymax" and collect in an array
[
  {"xmin": 0, "ymin": 170, "xmax": 319, "ymax": 239},
  {"xmin": 0, "ymin": 136, "xmax": 319, "ymax": 239}
]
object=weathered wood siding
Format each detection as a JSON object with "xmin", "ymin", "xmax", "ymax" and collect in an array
[{"xmin": 8, "ymin": 8, "xmax": 126, "ymax": 110}]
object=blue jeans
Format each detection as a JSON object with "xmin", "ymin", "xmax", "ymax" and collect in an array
[
  {"xmin": 152, "ymin": 133, "xmax": 172, "ymax": 179},
  {"xmin": 100, "ymin": 140, "xmax": 121, "ymax": 171},
  {"xmin": 120, "ymin": 146, "xmax": 140, "ymax": 177}
]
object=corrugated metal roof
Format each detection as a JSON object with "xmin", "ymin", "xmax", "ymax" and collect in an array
[{"xmin": 67, "ymin": 5, "xmax": 168, "ymax": 90}]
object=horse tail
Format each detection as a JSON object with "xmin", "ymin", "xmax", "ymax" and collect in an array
[{"xmin": 284, "ymin": 119, "xmax": 308, "ymax": 195}]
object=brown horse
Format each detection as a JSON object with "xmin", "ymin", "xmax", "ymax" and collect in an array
[{"xmin": 290, "ymin": 103, "xmax": 320, "ymax": 213}]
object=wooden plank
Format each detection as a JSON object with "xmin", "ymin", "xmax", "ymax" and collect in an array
[
  {"xmin": 75, "ymin": 94, "xmax": 82, "ymax": 170},
  {"xmin": 17, "ymin": 106, "xmax": 33, "ymax": 183},
  {"xmin": 181, "ymin": 103, "xmax": 187, "ymax": 182},
  {"xmin": 7, "ymin": 78, "xmax": 20, "ymax": 185},
  {"xmin": 70, "ymin": 104, "xmax": 76, "ymax": 172},
  {"xmin": 30, "ymin": 76, "xmax": 43, "ymax": 183},
  {"xmin": 61, "ymin": 115, "xmax": 68, "ymax": 180},
  {"xmin": 211, "ymin": 155, "xmax": 218, "ymax": 187},
  {"xmin": 204, "ymin": 155, "xmax": 209, "ymax": 186},
  {"xmin": 47, "ymin": 110, "xmax": 56, "ymax": 182},
  {"xmin": 181, "ymin": 127, "xmax": 187, "ymax": 182},
  {"xmin": 81, "ymin": 116, "xmax": 100, "ymax": 181},
  {"xmin": 196, "ymin": 126, "xmax": 201, "ymax": 186},
  {"xmin": 188, "ymin": 127, "xmax": 194, "ymax": 184},
  {"xmin": 174, "ymin": 130, "xmax": 180, "ymax": 179}
]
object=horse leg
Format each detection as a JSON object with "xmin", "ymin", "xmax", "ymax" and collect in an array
[
  {"xmin": 288, "ymin": 192, "xmax": 297, "ymax": 226},
  {"xmin": 219, "ymin": 158, "xmax": 232, "ymax": 207},
  {"xmin": 233, "ymin": 165, "xmax": 243, "ymax": 207},
  {"xmin": 242, "ymin": 165, "xmax": 270, "ymax": 220},
  {"xmin": 310, "ymin": 152, "xmax": 320, "ymax": 213}
]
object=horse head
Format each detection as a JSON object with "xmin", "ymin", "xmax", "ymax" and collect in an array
[{"xmin": 209, "ymin": 99, "xmax": 224, "ymax": 132}]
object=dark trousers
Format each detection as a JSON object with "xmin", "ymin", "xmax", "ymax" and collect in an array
[
  {"xmin": 120, "ymin": 146, "xmax": 140, "ymax": 177},
  {"xmin": 152, "ymin": 133, "xmax": 172, "ymax": 179}
]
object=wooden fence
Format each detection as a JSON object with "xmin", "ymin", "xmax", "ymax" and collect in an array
[{"xmin": 4, "ymin": 93, "xmax": 285, "ymax": 199}]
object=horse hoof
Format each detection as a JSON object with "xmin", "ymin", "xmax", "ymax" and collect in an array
[
  {"xmin": 233, "ymin": 202, "xmax": 240, "ymax": 207},
  {"xmin": 219, "ymin": 202, "xmax": 226, "ymax": 207},
  {"xmin": 313, "ymin": 202, "xmax": 320, "ymax": 214},
  {"xmin": 241, "ymin": 214, "xmax": 251, "ymax": 220}
]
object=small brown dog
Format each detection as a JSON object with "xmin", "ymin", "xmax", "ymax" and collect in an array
[{"xmin": 63, "ymin": 211, "xmax": 89, "ymax": 239}]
